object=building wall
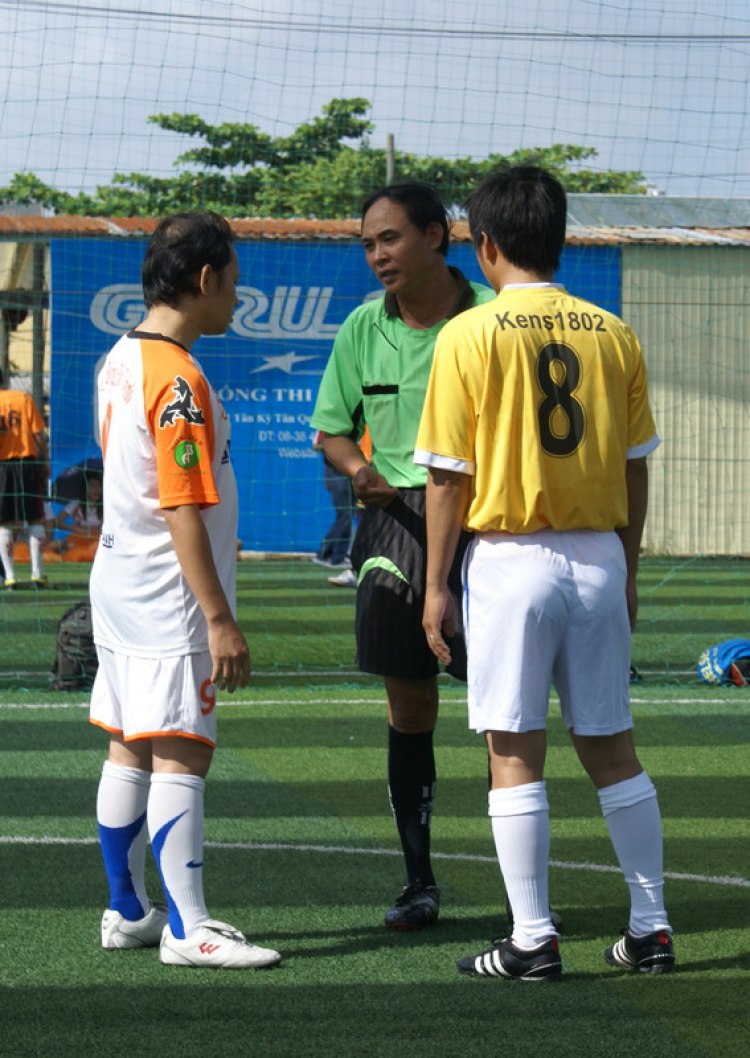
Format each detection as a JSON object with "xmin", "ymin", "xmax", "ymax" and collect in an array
[
  {"xmin": 622, "ymin": 245, "xmax": 750, "ymax": 555},
  {"xmin": 0, "ymin": 241, "xmax": 50, "ymax": 382}
]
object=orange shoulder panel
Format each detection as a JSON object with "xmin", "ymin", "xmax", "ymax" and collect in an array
[{"xmin": 139, "ymin": 338, "xmax": 220, "ymax": 510}]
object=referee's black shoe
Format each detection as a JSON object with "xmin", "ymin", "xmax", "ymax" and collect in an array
[{"xmin": 384, "ymin": 882, "xmax": 440, "ymax": 930}]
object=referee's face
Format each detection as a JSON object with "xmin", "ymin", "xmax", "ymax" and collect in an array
[{"xmin": 361, "ymin": 199, "xmax": 443, "ymax": 298}]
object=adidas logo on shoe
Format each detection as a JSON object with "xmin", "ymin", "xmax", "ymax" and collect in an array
[
  {"xmin": 605, "ymin": 928, "xmax": 675, "ymax": 974},
  {"xmin": 457, "ymin": 935, "xmax": 562, "ymax": 982}
]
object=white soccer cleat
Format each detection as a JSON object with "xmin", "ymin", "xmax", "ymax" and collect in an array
[
  {"xmin": 159, "ymin": 919, "xmax": 282, "ymax": 969},
  {"xmin": 327, "ymin": 568, "xmax": 357, "ymax": 588},
  {"xmin": 101, "ymin": 902, "xmax": 169, "ymax": 950}
]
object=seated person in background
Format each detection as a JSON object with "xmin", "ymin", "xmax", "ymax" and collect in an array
[{"xmin": 50, "ymin": 473, "xmax": 103, "ymax": 561}]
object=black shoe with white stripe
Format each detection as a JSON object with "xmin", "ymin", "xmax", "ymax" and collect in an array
[
  {"xmin": 457, "ymin": 935, "xmax": 562, "ymax": 982},
  {"xmin": 605, "ymin": 928, "xmax": 675, "ymax": 974}
]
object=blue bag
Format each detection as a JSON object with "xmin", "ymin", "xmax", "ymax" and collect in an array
[{"xmin": 697, "ymin": 638, "xmax": 750, "ymax": 685}]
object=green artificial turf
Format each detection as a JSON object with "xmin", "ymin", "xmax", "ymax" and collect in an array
[
  {"xmin": 1, "ymin": 689, "xmax": 748, "ymax": 1057},
  {"xmin": 4, "ymin": 555, "xmax": 750, "ymax": 688}
]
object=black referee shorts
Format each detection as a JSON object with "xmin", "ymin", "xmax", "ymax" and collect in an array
[{"xmin": 350, "ymin": 487, "xmax": 470, "ymax": 681}]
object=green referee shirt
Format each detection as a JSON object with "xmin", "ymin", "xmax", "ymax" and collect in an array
[{"xmin": 311, "ymin": 268, "xmax": 493, "ymax": 487}]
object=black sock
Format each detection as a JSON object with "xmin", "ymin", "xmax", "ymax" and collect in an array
[{"xmin": 387, "ymin": 726, "xmax": 436, "ymax": 887}]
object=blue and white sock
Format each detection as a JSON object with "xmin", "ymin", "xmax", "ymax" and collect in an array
[
  {"xmin": 96, "ymin": 760, "xmax": 151, "ymax": 921},
  {"xmin": 148, "ymin": 772, "xmax": 209, "ymax": 940}
]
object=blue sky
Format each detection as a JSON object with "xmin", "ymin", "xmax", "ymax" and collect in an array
[{"xmin": 0, "ymin": 0, "xmax": 748, "ymax": 199}]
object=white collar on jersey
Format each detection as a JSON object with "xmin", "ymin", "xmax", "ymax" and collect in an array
[{"xmin": 500, "ymin": 282, "xmax": 565, "ymax": 290}]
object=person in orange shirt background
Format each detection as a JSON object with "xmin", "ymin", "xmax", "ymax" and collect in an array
[{"xmin": 0, "ymin": 365, "xmax": 50, "ymax": 589}]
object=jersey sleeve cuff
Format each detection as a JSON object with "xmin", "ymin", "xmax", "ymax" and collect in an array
[
  {"xmin": 627, "ymin": 433, "xmax": 660, "ymax": 459},
  {"xmin": 413, "ymin": 448, "xmax": 476, "ymax": 475}
]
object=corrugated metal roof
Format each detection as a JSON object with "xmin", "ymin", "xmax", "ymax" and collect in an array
[
  {"xmin": 0, "ymin": 198, "xmax": 749, "ymax": 246},
  {"xmin": 564, "ymin": 225, "xmax": 750, "ymax": 246},
  {"xmin": 566, "ymin": 194, "xmax": 750, "ymax": 229}
]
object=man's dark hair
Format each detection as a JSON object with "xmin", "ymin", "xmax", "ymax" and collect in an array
[
  {"xmin": 465, "ymin": 167, "xmax": 567, "ymax": 274},
  {"xmin": 361, "ymin": 182, "xmax": 450, "ymax": 256},
  {"xmin": 142, "ymin": 210, "xmax": 235, "ymax": 309},
  {"xmin": 0, "ymin": 366, "xmax": 5, "ymax": 388}
]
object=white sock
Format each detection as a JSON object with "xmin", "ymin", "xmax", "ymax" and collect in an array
[
  {"xmin": 96, "ymin": 760, "xmax": 151, "ymax": 919},
  {"xmin": 28, "ymin": 523, "xmax": 46, "ymax": 579},
  {"xmin": 148, "ymin": 772, "xmax": 209, "ymax": 940},
  {"xmin": 0, "ymin": 526, "xmax": 15, "ymax": 581},
  {"xmin": 489, "ymin": 782, "xmax": 555, "ymax": 948},
  {"xmin": 599, "ymin": 771, "xmax": 671, "ymax": 935}
]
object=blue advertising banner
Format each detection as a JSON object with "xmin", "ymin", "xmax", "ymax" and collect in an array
[{"xmin": 50, "ymin": 239, "xmax": 620, "ymax": 552}]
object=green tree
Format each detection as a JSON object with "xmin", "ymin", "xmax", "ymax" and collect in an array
[{"xmin": 0, "ymin": 99, "xmax": 645, "ymax": 217}]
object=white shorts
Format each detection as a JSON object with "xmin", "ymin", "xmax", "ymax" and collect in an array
[
  {"xmin": 90, "ymin": 647, "xmax": 218, "ymax": 746},
  {"xmin": 464, "ymin": 528, "xmax": 633, "ymax": 736}
]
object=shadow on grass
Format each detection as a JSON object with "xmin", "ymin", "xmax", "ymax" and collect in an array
[{"xmin": 0, "ymin": 974, "xmax": 738, "ymax": 1058}]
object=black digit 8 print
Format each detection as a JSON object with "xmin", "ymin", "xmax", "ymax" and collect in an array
[{"xmin": 536, "ymin": 342, "xmax": 585, "ymax": 456}]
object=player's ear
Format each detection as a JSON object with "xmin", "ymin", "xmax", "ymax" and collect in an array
[
  {"xmin": 197, "ymin": 263, "xmax": 214, "ymax": 296},
  {"xmin": 424, "ymin": 220, "xmax": 445, "ymax": 251},
  {"xmin": 478, "ymin": 232, "xmax": 498, "ymax": 265}
]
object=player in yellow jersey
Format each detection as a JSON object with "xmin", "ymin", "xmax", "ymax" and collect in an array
[{"xmin": 416, "ymin": 167, "xmax": 674, "ymax": 981}]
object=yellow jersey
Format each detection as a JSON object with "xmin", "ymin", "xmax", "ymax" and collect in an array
[{"xmin": 414, "ymin": 284, "xmax": 659, "ymax": 533}]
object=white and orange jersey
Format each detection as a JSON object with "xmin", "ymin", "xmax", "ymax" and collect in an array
[
  {"xmin": 90, "ymin": 331, "xmax": 237, "ymax": 658},
  {"xmin": 0, "ymin": 388, "xmax": 45, "ymax": 460}
]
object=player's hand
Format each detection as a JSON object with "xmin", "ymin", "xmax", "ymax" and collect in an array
[
  {"xmin": 423, "ymin": 586, "xmax": 455, "ymax": 666},
  {"xmin": 352, "ymin": 465, "xmax": 398, "ymax": 508},
  {"xmin": 208, "ymin": 616, "xmax": 251, "ymax": 693}
]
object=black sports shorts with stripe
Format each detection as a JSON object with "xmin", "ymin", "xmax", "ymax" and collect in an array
[{"xmin": 350, "ymin": 487, "xmax": 470, "ymax": 681}]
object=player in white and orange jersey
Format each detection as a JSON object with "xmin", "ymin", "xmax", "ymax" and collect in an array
[
  {"xmin": 90, "ymin": 211, "xmax": 280, "ymax": 970},
  {"xmin": 417, "ymin": 168, "xmax": 674, "ymax": 981}
]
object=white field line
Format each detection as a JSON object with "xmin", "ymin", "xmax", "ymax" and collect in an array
[
  {"xmin": 0, "ymin": 694, "xmax": 735, "ymax": 709},
  {"xmin": 0, "ymin": 834, "xmax": 746, "ymax": 889}
]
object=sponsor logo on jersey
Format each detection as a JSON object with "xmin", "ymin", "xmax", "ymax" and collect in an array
[
  {"xmin": 174, "ymin": 440, "xmax": 201, "ymax": 470},
  {"xmin": 159, "ymin": 376, "xmax": 206, "ymax": 429}
]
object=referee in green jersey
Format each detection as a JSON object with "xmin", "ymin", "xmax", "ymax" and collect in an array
[{"xmin": 311, "ymin": 183, "xmax": 493, "ymax": 929}]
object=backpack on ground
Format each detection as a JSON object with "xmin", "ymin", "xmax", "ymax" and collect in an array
[
  {"xmin": 50, "ymin": 600, "xmax": 98, "ymax": 691},
  {"xmin": 697, "ymin": 638, "xmax": 750, "ymax": 686}
]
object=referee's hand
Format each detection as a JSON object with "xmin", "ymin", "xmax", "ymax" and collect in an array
[{"xmin": 352, "ymin": 465, "xmax": 398, "ymax": 508}]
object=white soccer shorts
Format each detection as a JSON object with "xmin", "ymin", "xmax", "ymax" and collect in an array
[
  {"xmin": 464, "ymin": 528, "xmax": 633, "ymax": 736},
  {"xmin": 90, "ymin": 647, "xmax": 218, "ymax": 746}
]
